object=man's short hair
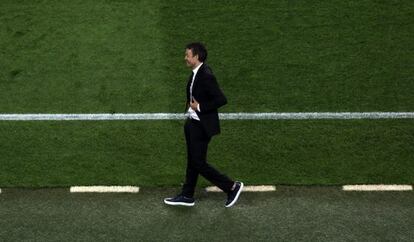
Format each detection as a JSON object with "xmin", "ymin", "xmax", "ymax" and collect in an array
[{"xmin": 186, "ymin": 42, "xmax": 208, "ymax": 62}]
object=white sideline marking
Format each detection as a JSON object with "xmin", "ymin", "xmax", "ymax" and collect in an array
[
  {"xmin": 342, "ymin": 185, "xmax": 413, "ymax": 191},
  {"xmin": 0, "ymin": 112, "xmax": 413, "ymax": 121},
  {"xmin": 70, "ymin": 186, "xmax": 140, "ymax": 193},
  {"xmin": 0, "ymin": 188, "xmax": 2, "ymax": 194},
  {"xmin": 206, "ymin": 185, "xmax": 276, "ymax": 192}
]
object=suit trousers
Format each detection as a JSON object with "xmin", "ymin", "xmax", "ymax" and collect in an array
[{"xmin": 181, "ymin": 118, "xmax": 234, "ymax": 197}]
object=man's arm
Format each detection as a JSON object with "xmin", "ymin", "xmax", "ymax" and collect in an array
[{"xmin": 199, "ymin": 75, "xmax": 227, "ymax": 112}]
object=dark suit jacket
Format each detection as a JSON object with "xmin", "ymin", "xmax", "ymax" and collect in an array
[{"xmin": 185, "ymin": 64, "xmax": 227, "ymax": 137}]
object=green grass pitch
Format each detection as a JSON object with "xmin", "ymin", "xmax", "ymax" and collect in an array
[{"xmin": 0, "ymin": 0, "xmax": 413, "ymax": 187}]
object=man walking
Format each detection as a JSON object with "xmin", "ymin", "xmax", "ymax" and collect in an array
[{"xmin": 164, "ymin": 42, "xmax": 243, "ymax": 208}]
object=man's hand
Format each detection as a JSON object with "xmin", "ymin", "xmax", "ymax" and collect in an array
[{"xmin": 190, "ymin": 97, "xmax": 199, "ymax": 111}]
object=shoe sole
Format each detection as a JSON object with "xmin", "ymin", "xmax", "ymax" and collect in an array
[
  {"xmin": 225, "ymin": 182, "xmax": 244, "ymax": 208},
  {"xmin": 164, "ymin": 199, "xmax": 195, "ymax": 207}
]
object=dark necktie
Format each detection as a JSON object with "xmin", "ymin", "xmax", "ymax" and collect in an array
[{"xmin": 189, "ymin": 72, "xmax": 195, "ymax": 100}]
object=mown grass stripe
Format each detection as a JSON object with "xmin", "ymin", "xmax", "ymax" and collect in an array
[
  {"xmin": 342, "ymin": 185, "xmax": 413, "ymax": 191},
  {"xmin": 206, "ymin": 185, "xmax": 276, "ymax": 192},
  {"xmin": 70, "ymin": 186, "xmax": 140, "ymax": 193},
  {"xmin": 0, "ymin": 112, "xmax": 413, "ymax": 121}
]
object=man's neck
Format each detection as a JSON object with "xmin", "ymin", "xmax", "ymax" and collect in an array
[{"xmin": 192, "ymin": 62, "xmax": 203, "ymax": 71}]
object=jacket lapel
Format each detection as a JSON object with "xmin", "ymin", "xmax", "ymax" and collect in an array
[{"xmin": 192, "ymin": 64, "xmax": 205, "ymax": 95}]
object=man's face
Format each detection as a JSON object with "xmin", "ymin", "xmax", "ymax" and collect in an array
[{"xmin": 184, "ymin": 48, "xmax": 199, "ymax": 68}]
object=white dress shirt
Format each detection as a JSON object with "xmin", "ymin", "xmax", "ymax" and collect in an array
[{"xmin": 187, "ymin": 62, "xmax": 203, "ymax": 120}]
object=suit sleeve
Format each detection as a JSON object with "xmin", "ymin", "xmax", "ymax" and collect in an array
[
  {"xmin": 184, "ymin": 80, "xmax": 191, "ymax": 113},
  {"xmin": 200, "ymin": 75, "xmax": 227, "ymax": 112}
]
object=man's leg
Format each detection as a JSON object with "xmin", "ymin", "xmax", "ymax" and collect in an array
[
  {"xmin": 189, "ymin": 124, "xmax": 245, "ymax": 207},
  {"xmin": 181, "ymin": 119, "xmax": 199, "ymax": 198},
  {"xmin": 163, "ymin": 119, "xmax": 197, "ymax": 206},
  {"xmin": 187, "ymin": 120, "xmax": 234, "ymax": 193}
]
